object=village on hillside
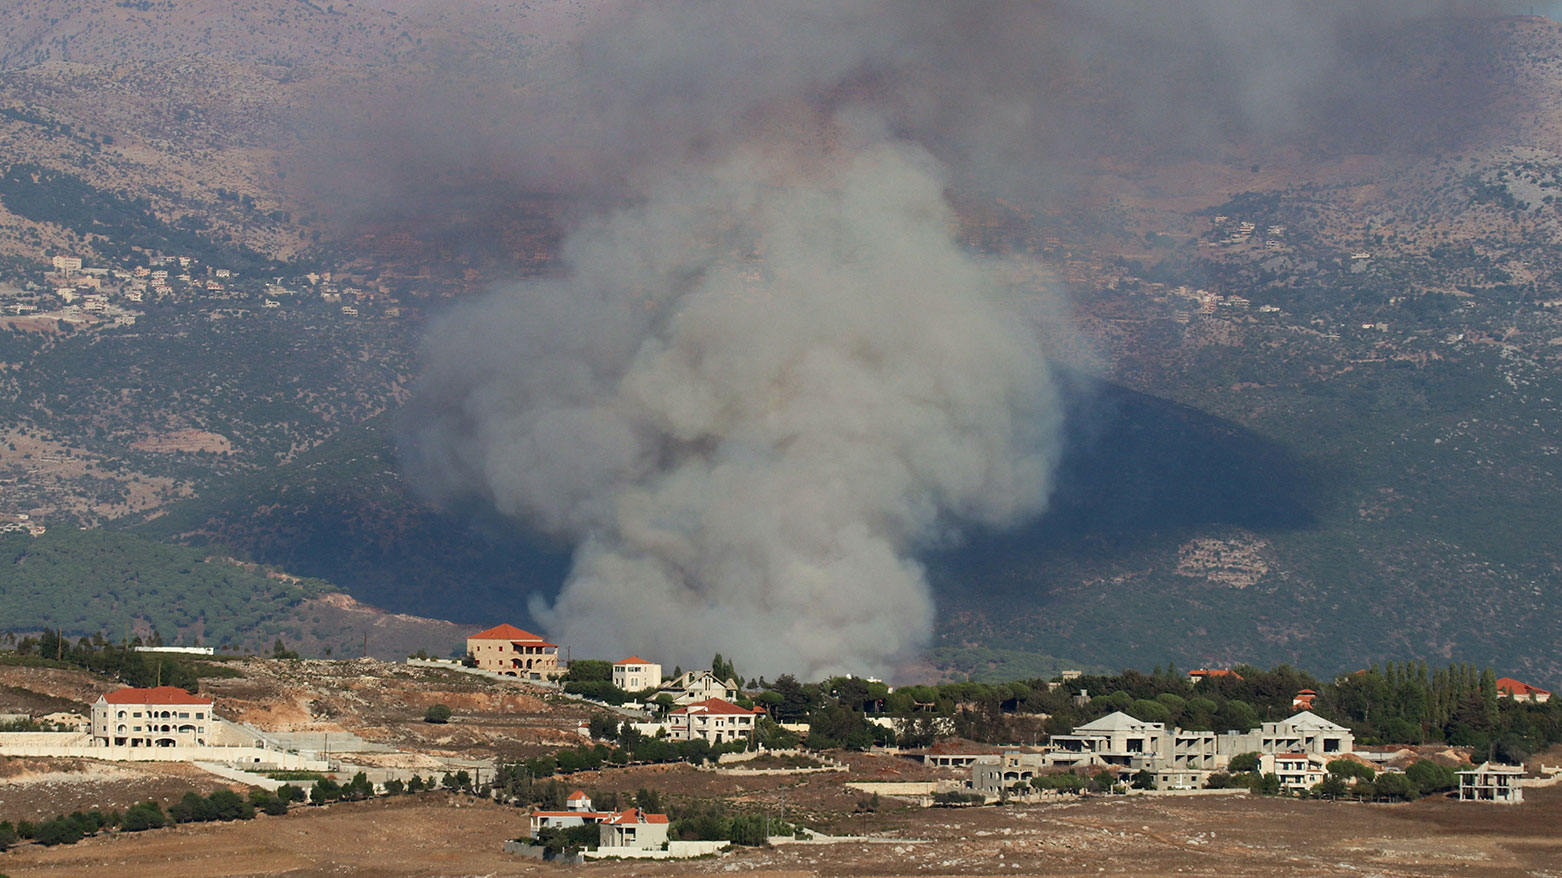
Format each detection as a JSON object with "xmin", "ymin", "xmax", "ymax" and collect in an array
[{"xmin": 2, "ymin": 621, "xmax": 1559, "ymax": 862}]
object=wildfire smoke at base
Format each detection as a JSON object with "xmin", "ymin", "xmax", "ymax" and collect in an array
[{"xmin": 402, "ymin": 139, "xmax": 1067, "ymax": 678}]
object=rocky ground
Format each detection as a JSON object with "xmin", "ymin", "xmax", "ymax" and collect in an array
[{"xmin": 200, "ymin": 657, "xmax": 596, "ymax": 761}]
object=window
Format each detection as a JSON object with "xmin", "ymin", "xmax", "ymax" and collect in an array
[{"xmin": 179, "ymin": 712, "xmax": 189, "ymax": 719}]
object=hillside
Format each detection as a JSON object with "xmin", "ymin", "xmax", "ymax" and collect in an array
[
  {"xmin": 0, "ymin": 7, "xmax": 1561, "ymax": 682},
  {"xmin": 0, "ymin": 526, "xmax": 463, "ymax": 657}
]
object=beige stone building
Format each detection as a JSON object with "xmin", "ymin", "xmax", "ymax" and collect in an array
[{"xmin": 465, "ymin": 624, "xmax": 561, "ymax": 679}]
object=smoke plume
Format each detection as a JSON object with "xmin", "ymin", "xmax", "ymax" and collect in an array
[
  {"xmin": 398, "ymin": 0, "xmax": 1510, "ymax": 676},
  {"xmin": 404, "ymin": 137, "xmax": 1064, "ymax": 678}
]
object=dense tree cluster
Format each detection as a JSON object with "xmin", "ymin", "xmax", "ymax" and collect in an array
[
  {"xmin": 6, "ymin": 628, "xmax": 239, "ymax": 691},
  {"xmin": 0, "ymin": 163, "xmax": 284, "ymax": 272},
  {"xmin": 0, "ymin": 528, "xmax": 333, "ymax": 650}
]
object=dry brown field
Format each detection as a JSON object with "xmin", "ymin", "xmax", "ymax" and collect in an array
[{"xmin": 2, "ymin": 785, "xmax": 1558, "ymax": 878}]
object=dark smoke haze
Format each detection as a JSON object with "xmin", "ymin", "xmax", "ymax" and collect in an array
[{"xmin": 396, "ymin": 1, "xmax": 1511, "ymax": 676}]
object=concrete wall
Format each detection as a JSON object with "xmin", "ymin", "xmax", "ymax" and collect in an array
[
  {"xmin": 405, "ymin": 658, "xmax": 560, "ymax": 688},
  {"xmin": 583, "ymin": 840, "xmax": 726, "ymax": 860},
  {"xmin": 0, "ymin": 739, "xmax": 328, "ymax": 769}
]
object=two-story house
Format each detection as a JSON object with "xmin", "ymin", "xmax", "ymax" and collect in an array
[
  {"xmin": 667, "ymin": 697, "xmax": 761, "ymax": 744},
  {"xmin": 613, "ymin": 657, "xmax": 663, "ymax": 693},
  {"xmin": 91, "ymin": 686, "xmax": 214, "ymax": 748},
  {"xmin": 465, "ymin": 624, "xmax": 562, "ymax": 679}
]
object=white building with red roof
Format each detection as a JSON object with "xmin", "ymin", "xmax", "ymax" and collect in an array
[
  {"xmin": 667, "ymin": 697, "xmax": 761, "ymax": 744},
  {"xmin": 90, "ymin": 686, "xmax": 214, "ymax": 748},
  {"xmin": 528, "ymin": 791, "xmax": 616, "ymax": 837},
  {"xmin": 613, "ymin": 657, "xmax": 662, "ymax": 693},
  {"xmin": 599, "ymin": 808, "xmax": 671, "ymax": 850},
  {"xmin": 465, "ymin": 623, "xmax": 561, "ymax": 679},
  {"xmin": 1496, "ymin": 677, "xmax": 1551, "ymax": 703}
]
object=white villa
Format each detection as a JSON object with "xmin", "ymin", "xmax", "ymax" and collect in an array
[
  {"xmin": 613, "ymin": 657, "xmax": 662, "ymax": 693},
  {"xmin": 599, "ymin": 808, "xmax": 671, "ymax": 850},
  {"xmin": 667, "ymin": 697, "xmax": 761, "ymax": 744},
  {"xmin": 528, "ymin": 790, "xmax": 612, "ymax": 837},
  {"xmin": 91, "ymin": 686, "xmax": 213, "ymax": 748}
]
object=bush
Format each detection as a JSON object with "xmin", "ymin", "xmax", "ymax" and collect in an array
[
  {"xmin": 1247, "ymin": 772, "xmax": 1282, "ymax": 796},
  {"xmin": 1326, "ymin": 759, "xmax": 1376, "ymax": 782},
  {"xmin": 562, "ymin": 680, "xmax": 632, "ymax": 705},
  {"xmin": 1371, "ymin": 771, "xmax": 1418, "ymax": 801},
  {"xmin": 1228, "ymin": 752, "xmax": 1261, "ymax": 773},
  {"xmin": 424, "ymin": 704, "xmax": 452, "ymax": 724},
  {"xmin": 1032, "ymin": 773, "xmax": 1089, "ymax": 793},
  {"xmin": 169, "ymin": 791, "xmax": 214, "ymax": 823},
  {"xmin": 1405, "ymin": 760, "xmax": 1458, "ymax": 796},
  {"xmin": 563, "ymin": 659, "xmax": 613, "ymax": 682},
  {"xmin": 120, "ymin": 802, "xmax": 166, "ymax": 831},
  {"xmin": 207, "ymin": 789, "xmax": 254, "ymax": 821},
  {"xmin": 33, "ymin": 817, "xmax": 83, "ymax": 846},
  {"xmin": 311, "ymin": 778, "xmax": 342, "ymax": 804},
  {"xmin": 932, "ymin": 791, "xmax": 986, "ymax": 806}
]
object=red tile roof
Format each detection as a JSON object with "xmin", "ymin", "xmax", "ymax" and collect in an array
[
  {"xmin": 615, "ymin": 657, "xmax": 652, "ymax": 665},
  {"xmin": 566, "ymin": 791, "xmax": 588, "ymax": 801},
  {"xmin": 604, "ymin": 808, "xmax": 669, "ymax": 825},
  {"xmin": 100, "ymin": 686, "xmax": 210, "ymax": 706},
  {"xmin": 469, "ymin": 623, "xmax": 549, "ymax": 642},
  {"xmin": 1188, "ymin": 668, "xmax": 1241, "ymax": 679},
  {"xmin": 1497, "ymin": 677, "xmax": 1551, "ymax": 697},
  {"xmin": 669, "ymin": 697, "xmax": 760, "ymax": 716}
]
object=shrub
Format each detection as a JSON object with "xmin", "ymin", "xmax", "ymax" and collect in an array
[
  {"xmin": 1371, "ymin": 771, "xmax": 1418, "ymax": 801},
  {"xmin": 1228, "ymin": 752, "xmax": 1261, "ymax": 773},
  {"xmin": 1406, "ymin": 760, "xmax": 1458, "ymax": 795},
  {"xmin": 932, "ymin": 791, "xmax": 985, "ymax": 806},
  {"xmin": 424, "ymin": 704, "xmax": 452, "ymax": 724},
  {"xmin": 33, "ymin": 817, "xmax": 83, "ymax": 846},
  {"xmin": 120, "ymin": 802, "xmax": 166, "ymax": 832},
  {"xmin": 207, "ymin": 789, "xmax": 253, "ymax": 821}
]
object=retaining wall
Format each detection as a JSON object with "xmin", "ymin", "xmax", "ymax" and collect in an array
[
  {"xmin": 584, "ymin": 840, "xmax": 727, "ymax": 860},
  {"xmin": 0, "ymin": 740, "xmax": 328, "ymax": 769}
]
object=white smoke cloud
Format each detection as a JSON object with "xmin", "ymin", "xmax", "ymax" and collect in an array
[{"xmin": 403, "ymin": 140, "xmax": 1066, "ymax": 678}]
